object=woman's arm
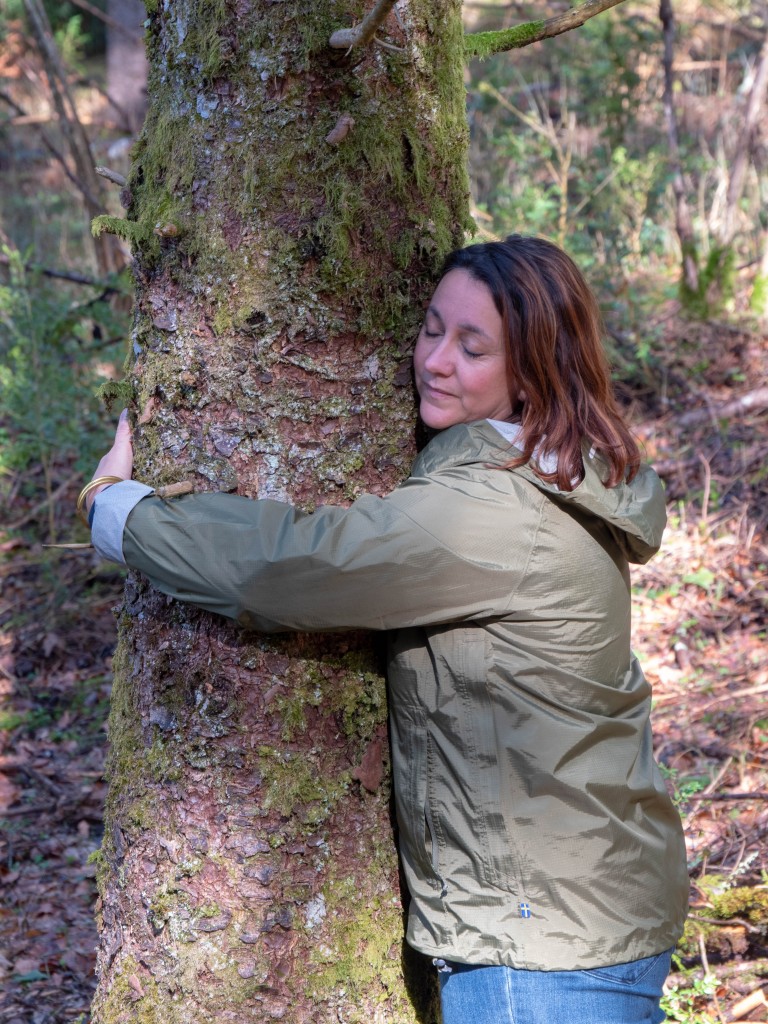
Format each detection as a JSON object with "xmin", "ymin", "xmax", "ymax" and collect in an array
[
  {"xmin": 118, "ymin": 479, "xmax": 532, "ymax": 632},
  {"xmin": 87, "ymin": 415, "xmax": 537, "ymax": 633}
]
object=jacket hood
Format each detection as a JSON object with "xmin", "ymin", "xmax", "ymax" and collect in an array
[{"xmin": 414, "ymin": 419, "xmax": 667, "ymax": 565}]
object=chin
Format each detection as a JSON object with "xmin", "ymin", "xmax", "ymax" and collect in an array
[{"xmin": 419, "ymin": 407, "xmax": 459, "ymax": 431}]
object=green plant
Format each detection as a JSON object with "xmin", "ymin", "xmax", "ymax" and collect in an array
[
  {"xmin": 0, "ymin": 245, "xmax": 129, "ymax": 540},
  {"xmin": 658, "ymin": 764, "xmax": 709, "ymax": 809},
  {"xmin": 1, "ymin": 0, "xmax": 103, "ymax": 59},
  {"xmin": 660, "ymin": 955, "xmax": 717, "ymax": 1024}
]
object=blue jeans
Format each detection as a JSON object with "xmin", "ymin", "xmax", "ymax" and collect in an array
[{"xmin": 436, "ymin": 949, "xmax": 672, "ymax": 1024}]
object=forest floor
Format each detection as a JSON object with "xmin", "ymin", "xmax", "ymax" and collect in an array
[{"xmin": 1, "ymin": 36, "xmax": 768, "ymax": 1024}]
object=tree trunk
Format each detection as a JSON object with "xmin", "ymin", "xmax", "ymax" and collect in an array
[
  {"xmin": 659, "ymin": 0, "xmax": 699, "ymax": 299},
  {"xmin": 720, "ymin": 29, "xmax": 768, "ymax": 248},
  {"xmin": 106, "ymin": 0, "xmax": 149, "ymax": 133},
  {"xmin": 90, "ymin": 1, "xmax": 470, "ymax": 1021}
]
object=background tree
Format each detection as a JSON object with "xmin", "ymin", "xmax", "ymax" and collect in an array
[
  {"xmin": 106, "ymin": 0, "xmax": 148, "ymax": 132},
  {"xmin": 87, "ymin": 1, "xmax": 632, "ymax": 1022},
  {"xmin": 468, "ymin": 0, "xmax": 768, "ymax": 321}
]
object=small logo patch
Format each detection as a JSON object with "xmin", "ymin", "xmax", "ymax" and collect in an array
[{"xmin": 519, "ymin": 901, "xmax": 531, "ymax": 919}]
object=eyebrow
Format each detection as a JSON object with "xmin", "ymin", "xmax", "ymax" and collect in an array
[{"xmin": 426, "ymin": 306, "xmax": 494, "ymax": 341}]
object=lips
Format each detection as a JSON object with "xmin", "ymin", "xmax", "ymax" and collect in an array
[{"xmin": 421, "ymin": 382, "xmax": 455, "ymax": 400}]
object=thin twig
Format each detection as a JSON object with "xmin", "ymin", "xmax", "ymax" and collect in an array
[
  {"xmin": 96, "ymin": 165, "xmax": 128, "ymax": 188},
  {"xmin": 37, "ymin": 131, "xmax": 103, "ymax": 209},
  {"xmin": 682, "ymin": 756, "xmax": 734, "ymax": 831},
  {"xmin": 0, "ymin": 92, "xmax": 101, "ymax": 206},
  {"xmin": 6, "ymin": 475, "xmax": 79, "ymax": 531},
  {"xmin": 0, "ymin": 250, "xmax": 113, "ymax": 288},
  {"xmin": 698, "ymin": 451, "xmax": 712, "ymax": 524},
  {"xmin": 13, "ymin": 763, "xmax": 66, "ymax": 798},
  {"xmin": 75, "ymin": 76, "xmax": 135, "ymax": 128},
  {"xmin": 329, "ymin": 0, "xmax": 399, "ymax": 50},
  {"xmin": 698, "ymin": 929, "xmax": 711, "ymax": 979},
  {"xmin": 373, "ymin": 36, "xmax": 405, "ymax": 53},
  {"xmin": 699, "ymin": 682, "xmax": 768, "ymax": 711},
  {"xmin": 654, "ymin": 681, "xmax": 768, "ymax": 707},
  {"xmin": 42, "ymin": 542, "xmax": 94, "ymax": 549}
]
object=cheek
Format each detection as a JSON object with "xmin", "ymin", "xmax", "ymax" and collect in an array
[{"xmin": 412, "ymin": 337, "xmax": 428, "ymax": 377}]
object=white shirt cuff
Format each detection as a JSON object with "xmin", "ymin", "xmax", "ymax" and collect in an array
[{"xmin": 91, "ymin": 480, "xmax": 155, "ymax": 564}]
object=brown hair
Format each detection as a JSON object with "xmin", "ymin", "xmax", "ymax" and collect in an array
[{"xmin": 441, "ymin": 234, "xmax": 640, "ymax": 490}]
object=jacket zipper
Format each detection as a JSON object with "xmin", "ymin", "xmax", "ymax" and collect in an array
[{"xmin": 424, "ymin": 737, "xmax": 448, "ymax": 897}]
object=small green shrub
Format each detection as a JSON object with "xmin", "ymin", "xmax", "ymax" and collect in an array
[
  {"xmin": 660, "ymin": 956, "xmax": 717, "ymax": 1024},
  {"xmin": 0, "ymin": 245, "xmax": 129, "ymax": 540}
]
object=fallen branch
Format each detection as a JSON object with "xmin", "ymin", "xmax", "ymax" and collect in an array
[
  {"xmin": 699, "ymin": 681, "xmax": 768, "ymax": 712},
  {"xmin": 4, "ymin": 761, "xmax": 66, "ymax": 798},
  {"xmin": 676, "ymin": 387, "xmax": 768, "ymax": 428},
  {"xmin": 691, "ymin": 914, "xmax": 763, "ymax": 933},
  {"xmin": 685, "ymin": 792, "xmax": 768, "ymax": 801},
  {"xmin": 2, "ymin": 802, "xmax": 57, "ymax": 817},
  {"xmin": 654, "ymin": 681, "xmax": 768, "ymax": 707},
  {"xmin": 652, "ymin": 456, "xmax": 702, "ymax": 478},
  {"xmin": 6, "ymin": 475, "xmax": 79, "ymax": 531},
  {"xmin": 730, "ymin": 988, "xmax": 768, "ymax": 1021}
]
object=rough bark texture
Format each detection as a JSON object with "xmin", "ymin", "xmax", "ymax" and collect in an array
[{"xmin": 91, "ymin": 1, "xmax": 470, "ymax": 1022}]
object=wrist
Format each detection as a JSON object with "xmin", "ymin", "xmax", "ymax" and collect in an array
[
  {"xmin": 86, "ymin": 483, "xmax": 110, "ymax": 513},
  {"xmin": 77, "ymin": 475, "xmax": 124, "ymax": 526}
]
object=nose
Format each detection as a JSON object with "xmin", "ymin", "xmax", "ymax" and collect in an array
[{"xmin": 423, "ymin": 336, "xmax": 453, "ymax": 376}]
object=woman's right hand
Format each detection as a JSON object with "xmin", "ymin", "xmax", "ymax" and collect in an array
[{"xmin": 86, "ymin": 409, "xmax": 134, "ymax": 512}]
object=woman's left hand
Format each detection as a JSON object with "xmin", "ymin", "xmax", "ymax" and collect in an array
[{"xmin": 87, "ymin": 409, "xmax": 134, "ymax": 511}]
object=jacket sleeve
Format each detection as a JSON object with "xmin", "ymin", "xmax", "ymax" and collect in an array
[{"xmin": 121, "ymin": 473, "xmax": 540, "ymax": 632}]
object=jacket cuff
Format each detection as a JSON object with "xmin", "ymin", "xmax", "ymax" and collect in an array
[{"xmin": 91, "ymin": 481, "xmax": 155, "ymax": 564}]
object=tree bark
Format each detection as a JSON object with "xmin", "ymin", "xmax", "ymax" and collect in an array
[{"xmin": 90, "ymin": 1, "xmax": 469, "ymax": 1021}]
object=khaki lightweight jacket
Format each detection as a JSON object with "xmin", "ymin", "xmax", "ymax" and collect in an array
[{"xmin": 115, "ymin": 419, "xmax": 688, "ymax": 971}]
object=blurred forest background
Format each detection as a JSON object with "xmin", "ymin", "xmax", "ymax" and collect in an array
[{"xmin": 1, "ymin": 0, "xmax": 767, "ymax": 1021}]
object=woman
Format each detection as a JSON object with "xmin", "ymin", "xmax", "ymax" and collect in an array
[{"xmin": 85, "ymin": 235, "xmax": 688, "ymax": 1023}]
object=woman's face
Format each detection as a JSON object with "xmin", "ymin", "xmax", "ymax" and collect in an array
[{"xmin": 413, "ymin": 269, "xmax": 514, "ymax": 430}]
